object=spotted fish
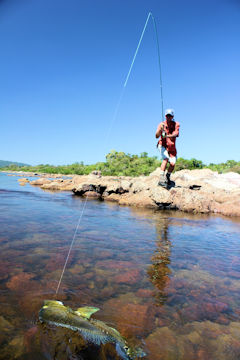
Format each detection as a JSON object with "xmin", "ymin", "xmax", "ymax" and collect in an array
[{"xmin": 39, "ymin": 300, "xmax": 146, "ymax": 359}]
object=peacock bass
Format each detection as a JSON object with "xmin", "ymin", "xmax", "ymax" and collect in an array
[{"xmin": 39, "ymin": 300, "xmax": 146, "ymax": 360}]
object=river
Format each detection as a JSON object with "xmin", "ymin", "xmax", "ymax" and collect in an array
[{"xmin": 0, "ymin": 172, "xmax": 240, "ymax": 360}]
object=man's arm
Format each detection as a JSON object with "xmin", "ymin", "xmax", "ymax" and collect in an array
[
  {"xmin": 166, "ymin": 122, "xmax": 180, "ymax": 138},
  {"xmin": 155, "ymin": 123, "xmax": 163, "ymax": 138}
]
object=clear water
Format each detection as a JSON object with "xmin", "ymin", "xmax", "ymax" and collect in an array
[{"xmin": 0, "ymin": 172, "xmax": 240, "ymax": 360}]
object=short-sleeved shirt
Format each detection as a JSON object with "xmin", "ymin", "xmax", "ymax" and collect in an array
[{"xmin": 157, "ymin": 120, "xmax": 180, "ymax": 156}]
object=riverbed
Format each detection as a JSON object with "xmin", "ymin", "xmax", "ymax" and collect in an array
[{"xmin": 0, "ymin": 172, "xmax": 240, "ymax": 360}]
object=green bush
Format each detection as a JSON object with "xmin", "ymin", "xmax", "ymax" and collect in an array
[{"xmin": 174, "ymin": 157, "xmax": 205, "ymax": 171}]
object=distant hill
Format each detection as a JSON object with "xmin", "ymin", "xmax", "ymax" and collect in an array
[{"xmin": 0, "ymin": 160, "xmax": 29, "ymax": 168}]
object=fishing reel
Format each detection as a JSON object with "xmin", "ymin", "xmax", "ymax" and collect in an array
[{"xmin": 162, "ymin": 130, "xmax": 166, "ymax": 138}]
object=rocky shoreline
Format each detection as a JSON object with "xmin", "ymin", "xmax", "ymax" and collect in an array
[{"xmin": 5, "ymin": 169, "xmax": 240, "ymax": 217}]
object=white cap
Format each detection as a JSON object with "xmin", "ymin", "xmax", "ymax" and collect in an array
[{"xmin": 165, "ymin": 108, "xmax": 174, "ymax": 117}]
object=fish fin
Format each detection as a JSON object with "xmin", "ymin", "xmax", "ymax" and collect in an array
[
  {"xmin": 75, "ymin": 306, "xmax": 100, "ymax": 319},
  {"xmin": 78, "ymin": 328, "xmax": 114, "ymax": 345},
  {"xmin": 109, "ymin": 326, "xmax": 122, "ymax": 337},
  {"xmin": 43, "ymin": 300, "xmax": 64, "ymax": 307},
  {"xmin": 115, "ymin": 342, "xmax": 130, "ymax": 360}
]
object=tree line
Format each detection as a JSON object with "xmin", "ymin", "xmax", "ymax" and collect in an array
[{"xmin": 2, "ymin": 150, "xmax": 240, "ymax": 176}]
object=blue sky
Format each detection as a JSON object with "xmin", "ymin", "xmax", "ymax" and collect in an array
[{"xmin": 1, "ymin": 0, "xmax": 239, "ymax": 165}]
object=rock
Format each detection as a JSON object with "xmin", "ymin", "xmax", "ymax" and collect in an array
[
  {"xmin": 18, "ymin": 177, "xmax": 29, "ymax": 185},
  {"xmin": 96, "ymin": 259, "xmax": 135, "ymax": 270},
  {"xmin": 23, "ymin": 169, "xmax": 240, "ymax": 217},
  {"xmin": 145, "ymin": 327, "xmax": 177, "ymax": 360},
  {"xmin": 30, "ymin": 178, "xmax": 51, "ymax": 186},
  {"xmin": 24, "ymin": 326, "xmax": 38, "ymax": 353},
  {"xmin": 136, "ymin": 289, "xmax": 153, "ymax": 298},
  {"xmin": 69, "ymin": 264, "xmax": 85, "ymax": 275},
  {"xmin": 118, "ymin": 191, "xmax": 158, "ymax": 209},
  {"xmin": 211, "ymin": 200, "xmax": 240, "ymax": 217},
  {"xmin": 90, "ymin": 170, "xmax": 102, "ymax": 177},
  {"xmin": 113, "ymin": 269, "xmax": 142, "ymax": 285},
  {"xmin": 100, "ymin": 179, "xmax": 131, "ymax": 195},
  {"xmin": 131, "ymin": 176, "xmax": 153, "ymax": 193},
  {"xmin": 46, "ymin": 251, "xmax": 74, "ymax": 272},
  {"xmin": 170, "ymin": 187, "xmax": 213, "ymax": 213},
  {"xmin": 103, "ymin": 295, "xmax": 155, "ymax": 337},
  {"xmin": 103, "ymin": 193, "xmax": 121, "ymax": 202},
  {"xmin": 83, "ymin": 191, "xmax": 102, "ymax": 199},
  {"xmin": 150, "ymin": 187, "xmax": 176, "ymax": 209},
  {"xmin": 73, "ymin": 183, "xmax": 107, "ymax": 196},
  {"xmin": 6, "ymin": 272, "xmax": 35, "ymax": 292},
  {"xmin": 0, "ymin": 261, "xmax": 11, "ymax": 281},
  {"xmin": 0, "ymin": 316, "xmax": 14, "ymax": 332}
]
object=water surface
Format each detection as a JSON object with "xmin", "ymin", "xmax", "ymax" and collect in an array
[{"xmin": 0, "ymin": 172, "xmax": 240, "ymax": 360}]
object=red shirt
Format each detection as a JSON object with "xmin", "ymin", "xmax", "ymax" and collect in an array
[{"xmin": 157, "ymin": 120, "xmax": 180, "ymax": 156}]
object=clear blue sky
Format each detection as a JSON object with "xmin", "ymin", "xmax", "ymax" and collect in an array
[{"xmin": 1, "ymin": 0, "xmax": 239, "ymax": 165}]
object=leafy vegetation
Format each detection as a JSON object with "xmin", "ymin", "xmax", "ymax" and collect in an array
[
  {"xmin": 206, "ymin": 160, "xmax": 240, "ymax": 174},
  {"xmin": 1, "ymin": 151, "xmax": 239, "ymax": 176},
  {"xmin": 0, "ymin": 160, "xmax": 29, "ymax": 168},
  {"xmin": 174, "ymin": 158, "xmax": 205, "ymax": 171}
]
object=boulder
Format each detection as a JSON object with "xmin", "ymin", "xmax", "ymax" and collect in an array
[
  {"xmin": 103, "ymin": 193, "xmax": 121, "ymax": 202},
  {"xmin": 24, "ymin": 168, "xmax": 240, "ymax": 217},
  {"xmin": 83, "ymin": 191, "xmax": 102, "ymax": 199},
  {"xmin": 118, "ymin": 191, "xmax": 158, "ymax": 209},
  {"xmin": 40, "ymin": 179, "xmax": 74, "ymax": 191},
  {"xmin": 30, "ymin": 178, "xmax": 51, "ymax": 186},
  {"xmin": 170, "ymin": 187, "xmax": 213, "ymax": 213},
  {"xmin": 18, "ymin": 178, "xmax": 29, "ymax": 185},
  {"xmin": 150, "ymin": 187, "xmax": 175, "ymax": 209}
]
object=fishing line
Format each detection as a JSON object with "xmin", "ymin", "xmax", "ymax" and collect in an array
[
  {"xmin": 105, "ymin": 12, "xmax": 164, "ymax": 144},
  {"xmin": 55, "ymin": 11, "xmax": 164, "ymax": 295},
  {"xmin": 55, "ymin": 194, "xmax": 89, "ymax": 295}
]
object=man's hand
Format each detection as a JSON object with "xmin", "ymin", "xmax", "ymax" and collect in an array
[{"xmin": 166, "ymin": 134, "xmax": 177, "ymax": 138}]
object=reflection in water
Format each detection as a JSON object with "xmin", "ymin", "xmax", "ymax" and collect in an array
[{"xmin": 147, "ymin": 218, "xmax": 171, "ymax": 306}]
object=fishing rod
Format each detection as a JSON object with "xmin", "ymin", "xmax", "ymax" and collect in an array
[
  {"xmin": 55, "ymin": 11, "xmax": 164, "ymax": 295},
  {"xmin": 123, "ymin": 12, "xmax": 164, "ymax": 119}
]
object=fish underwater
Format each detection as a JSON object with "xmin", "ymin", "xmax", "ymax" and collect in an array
[{"xmin": 39, "ymin": 300, "xmax": 146, "ymax": 360}]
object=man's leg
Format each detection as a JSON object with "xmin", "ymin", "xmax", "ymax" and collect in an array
[
  {"xmin": 157, "ymin": 146, "xmax": 169, "ymax": 187},
  {"xmin": 166, "ymin": 161, "xmax": 175, "ymax": 184},
  {"xmin": 158, "ymin": 159, "xmax": 169, "ymax": 186},
  {"xmin": 160, "ymin": 158, "xmax": 168, "ymax": 172}
]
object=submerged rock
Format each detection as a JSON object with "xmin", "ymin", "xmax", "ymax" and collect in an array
[
  {"xmin": 145, "ymin": 326, "xmax": 178, "ymax": 360},
  {"xmin": 114, "ymin": 269, "xmax": 142, "ymax": 285},
  {"xmin": 6, "ymin": 272, "xmax": 35, "ymax": 292},
  {"xmin": 18, "ymin": 177, "xmax": 29, "ymax": 185},
  {"xmin": 103, "ymin": 294, "xmax": 156, "ymax": 338}
]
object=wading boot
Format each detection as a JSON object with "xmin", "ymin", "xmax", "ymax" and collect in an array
[{"xmin": 158, "ymin": 172, "xmax": 168, "ymax": 188}]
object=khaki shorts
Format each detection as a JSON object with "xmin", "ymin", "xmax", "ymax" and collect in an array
[{"xmin": 158, "ymin": 144, "xmax": 177, "ymax": 165}]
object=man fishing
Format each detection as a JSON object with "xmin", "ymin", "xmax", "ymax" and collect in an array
[{"xmin": 155, "ymin": 109, "xmax": 180, "ymax": 187}]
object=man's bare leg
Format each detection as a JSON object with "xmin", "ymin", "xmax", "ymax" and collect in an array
[
  {"xmin": 168, "ymin": 163, "xmax": 175, "ymax": 173},
  {"xmin": 160, "ymin": 159, "xmax": 168, "ymax": 172}
]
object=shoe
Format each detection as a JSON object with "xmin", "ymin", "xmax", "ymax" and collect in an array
[
  {"xmin": 158, "ymin": 173, "xmax": 168, "ymax": 188},
  {"xmin": 158, "ymin": 180, "xmax": 168, "ymax": 188}
]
